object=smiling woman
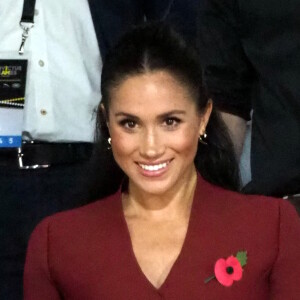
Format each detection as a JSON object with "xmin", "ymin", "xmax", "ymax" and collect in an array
[
  {"xmin": 95, "ymin": 22, "xmax": 240, "ymax": 198},
  {"xmin": 24, "ymin": 23, "xmax": 300, "ymax": 300},
  {"xmin": 105, "ymin": 71, "xmax": 210, "ymax": 197}
]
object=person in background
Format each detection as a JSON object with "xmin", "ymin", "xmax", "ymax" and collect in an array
[
  {"xmin": 162, "ymin": 0, "xmax": 199, "ymax": 47},
  {"xmin": 197, "ymin": 0, "xmax": 300, "ymax": 208},
  {"xmin": 0, "ymin": 1, "xmax": 101, "ymax": 299},
  {"xmin": 24, "ymin": 23, "xmax": 300, "ymax": 300}
]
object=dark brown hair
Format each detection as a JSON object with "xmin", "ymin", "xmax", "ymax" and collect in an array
[{"xmin": 88, "ymin": 22, "xmax": 240, "ymax": 200}]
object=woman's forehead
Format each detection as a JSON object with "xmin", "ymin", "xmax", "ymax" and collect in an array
[{"xmin": 108, "ymin": 71, "xmax": 197, "ymax": 114}]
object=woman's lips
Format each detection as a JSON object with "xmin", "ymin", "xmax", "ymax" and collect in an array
[{"xmin": 137, "ymin": 160, "xmax": 171, "ymax": 176}]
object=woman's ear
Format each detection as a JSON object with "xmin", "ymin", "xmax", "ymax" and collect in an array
[
  {"xmin": 199, "ymin": 99, "xmax": 213, "ymax": 136},
  {"xmin": 99, "ymin": 104, "xmax": 112, "ymax": 138},
  {"xmin": 100, "ymin": 104, "xmax": 109, "ymax": 127}
]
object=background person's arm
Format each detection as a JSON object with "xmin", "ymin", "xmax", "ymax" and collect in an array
[
  {"xmin": 197, "ymin": 0, "xmax": 255, "ymax": 158},
  {"xmin": 220, "ymin": 111, "xmax": 247, "ymax": 159}
]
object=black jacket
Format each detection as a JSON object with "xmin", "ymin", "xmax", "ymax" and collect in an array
[
  {"xmin": 197, "ymin": 0, "xmax": 300, "ymax": 196},
  {"xmin": 88, "ymin": 0, "xmax": 198, "ymax": 58}
]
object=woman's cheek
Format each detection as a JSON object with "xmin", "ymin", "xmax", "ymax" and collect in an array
[
  {"xmin": 111, "ymin": 131, "xmax": 137, "ymax": 158},
  {"xmin": 170, "ymin": 129, "xmax": 199, "ymax": 153}
]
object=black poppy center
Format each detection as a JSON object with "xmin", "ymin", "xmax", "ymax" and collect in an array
[{"xmin": 226, "ymin": 266, "xmax": 234, "ymax": 274}]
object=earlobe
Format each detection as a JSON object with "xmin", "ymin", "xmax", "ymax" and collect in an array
[{"xmin": 199, "ymin": 99, "xmax": 213, "ymax": 136}]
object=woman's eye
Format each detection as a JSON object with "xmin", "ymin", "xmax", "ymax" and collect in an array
[
  {"xmin": 120, "ymin": 120, "xmax": 137, "ymax": 129},
  {"xmin": 126, "ymin": 121, "xmax": 136, "ymax": 128},
  {"xmin": 164, "ymin": 118, "xmax": 180, "ymax": 127}
]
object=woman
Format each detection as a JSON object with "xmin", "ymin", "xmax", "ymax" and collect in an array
[{"xmin": 24, "ymin": 24, "xmax": 300, "ymax": 299}]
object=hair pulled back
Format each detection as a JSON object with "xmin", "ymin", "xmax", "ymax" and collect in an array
[{"xmin": 88, "ymin": 22, "xmax": 240, "ymax": 200}]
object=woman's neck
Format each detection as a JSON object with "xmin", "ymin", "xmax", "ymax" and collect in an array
[{"xmin": 122, "ymin": 167, "xmax": 198, "ymax": 221}]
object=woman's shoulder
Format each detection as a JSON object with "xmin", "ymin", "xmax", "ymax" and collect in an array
[
  {"xmin": 25, "ymin": 191, "xmax": 125, "ymax": 287},
  {"xmin": 54, "ymin": 191, "xmax": 119, "ymax": 219},
  {"xmin": 197, "ymin": 174, "xmax": 299, "ymax": 225},
  {"xmin": 32, "ymin": 191, "xmax": 122, "ymax": 240},
  {"xmin": 197, "ymin": 174, "xmax": 300, "ymax": 260}
]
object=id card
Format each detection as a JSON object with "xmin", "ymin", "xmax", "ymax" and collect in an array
[{"xmin": 0, "ymin": 59, "xmax": 27, "ymax": 147}]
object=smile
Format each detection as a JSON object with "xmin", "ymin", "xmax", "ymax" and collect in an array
[{"xmin": 138, "ymin": 161, "xmax": 170, "ymax": 171}]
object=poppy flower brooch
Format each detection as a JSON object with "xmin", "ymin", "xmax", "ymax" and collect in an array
[{"xmin": 204, "ymin": 251, "xmax": 247, "ymax": 287}]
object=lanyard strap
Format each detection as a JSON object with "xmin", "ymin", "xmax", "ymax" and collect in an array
[
  {"xmin": 20, "ymin": 0, "xmax": 36, "ymax": 23},
  {"xmin": 19, "ymin": 0, "xmax": 37, "ymax": 55}
]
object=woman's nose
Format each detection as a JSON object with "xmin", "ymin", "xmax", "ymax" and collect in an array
[{"xmin": 139, "ymin": 129, "xmax": 165, "ymax": 159}]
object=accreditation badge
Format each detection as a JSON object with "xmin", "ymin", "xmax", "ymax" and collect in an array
[{"xmin": 0, "ymin": 57, "xmax": 28, "ymax": 147}]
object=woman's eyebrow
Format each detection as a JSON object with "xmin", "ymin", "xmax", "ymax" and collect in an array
[
  {"xmin": 157, "ymin": 110, "xmax": 186, "ymax": 119},
  {"xmin": 114, "ymin": 112, "xmax": 139, "ymax": 120},
  {"xmin": 114, "ymin": 110, "xmax": 186, "ymax": 119}
]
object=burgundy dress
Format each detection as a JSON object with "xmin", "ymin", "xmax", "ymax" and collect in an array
[{"xmin": 24, "ymin": 175, "xmax": 300, "ymax": 299}]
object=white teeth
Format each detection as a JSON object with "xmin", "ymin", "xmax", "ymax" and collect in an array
[{"xmin": 139, "ymin": 162, "xmax": 168, "ymax": 171}]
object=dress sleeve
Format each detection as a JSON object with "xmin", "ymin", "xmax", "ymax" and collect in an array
[
  {"xmin": 270, "ymin": 200, "xmax": 300, "ymax": 299},
  {"xmin": 197, "ymin": 0, "xmax": 254, "ymax": 120},
  {"xmin": 23, "ymin": 219, "xmax": 61, "ymax": 300}
]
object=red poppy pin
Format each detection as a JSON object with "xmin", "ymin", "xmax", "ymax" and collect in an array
[{"xmin": 204, "ymin": 251, "xmax": 247, "ymax": 287}]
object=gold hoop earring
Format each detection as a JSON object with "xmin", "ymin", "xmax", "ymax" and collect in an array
[
  {"xmin": 107, "ymin": 137, "xmax": 112, "ymax": 149},
  {"xmin": 199, "ymin": 133, "xmax": 208, "ymax": 145}
]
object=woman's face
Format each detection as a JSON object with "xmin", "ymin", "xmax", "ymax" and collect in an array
[{"xmin": 106, "ymin": 71, "xmax": 211, "ymax": 196}]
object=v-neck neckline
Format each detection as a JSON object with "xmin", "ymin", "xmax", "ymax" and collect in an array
[{"xmin": 117, "ymin": 175, "xmax": 202, "ymax": 294}]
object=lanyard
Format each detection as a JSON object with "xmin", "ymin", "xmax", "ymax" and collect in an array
[{"xmin": 19, "ymin": 0, "xmax": 36, "ymax": 55}]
